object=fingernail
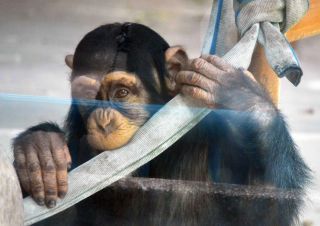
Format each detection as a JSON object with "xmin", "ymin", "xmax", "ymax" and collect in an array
[
  {"xmin": 37, "ymin": 198, "xmax": 45, "ymax": 206},
  {"xmin": 58, "ymin": 191, "xmax": 66, "ymax": 199},
  {"xmin": 47, "ymin": 200, "xmax": 56, "ymax": 208},
  {"xmin": 67, "ymin": 163, "xmax": 72, "ymax": 170}
]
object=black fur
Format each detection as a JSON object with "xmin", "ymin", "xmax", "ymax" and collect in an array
[{"xmin": 13, "ymin": 122, "xmax": 64, "ymax": 145}]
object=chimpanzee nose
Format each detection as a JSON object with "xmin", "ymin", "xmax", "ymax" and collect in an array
[
  {"xmin": 94, "ymin": 108, "xmax": 115, "ymax": 134},
  {"xmin": 97, "ymin": 122, "xmax": 113, "ymax": 134}
]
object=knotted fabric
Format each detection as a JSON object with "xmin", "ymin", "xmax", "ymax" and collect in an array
[{"xmin": 203, "ymin": 0, "xmax": 309, "ymax": 86}]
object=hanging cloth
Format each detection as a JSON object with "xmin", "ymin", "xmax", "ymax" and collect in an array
[{"xmin": 204, "ymin": 0, "xmax": 309, "ymax": 85}]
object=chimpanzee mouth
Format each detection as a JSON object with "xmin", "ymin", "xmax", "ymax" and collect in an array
[{"xmin": 86, "ymin": 108, "xmax": 140, "ymax": 151}]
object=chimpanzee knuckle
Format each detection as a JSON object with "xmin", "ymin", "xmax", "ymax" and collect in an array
[
  {"xmin": 32, "ymin": 131, "xmax": 46, "ymax": 144},
  {"xmin": 191, "ymin": 73, "xmax": 203, "ymax": 84},
  {"xmin": 63, "ymin": 145, "xmax": 72, "ymax": 166},
  {"xmin": 33, "ymin": 131, "xmax": 43, "ymax": 137},
  {"xmin": 23, "ymin": 134, "xmax": 47, "ymax": 152},
  {"xmin": 49, "ymin": 131, "xmax": 66, "ymax": 142},
  {"xmin": 181, "ymin": 86, "xmax": 190, "ymax": 97},
  {"xmin": 43, "ymin": 161, "xmax": 56, "ymax": 172},
  {"xmin": 189, "ymin": 87, "xmax": 199, "ymax": 97},
  {"xmin": 174, "ymin": 72, "xmax": 182, "ymax": 83},
  {"xmin": 192, "ymin": 58, "xmax": 206, "ymax": 71},
  {"xmin": 182, "ymin": 86, "xmax": 192, "ymax": 96},
  {"xmin": 28, "ymin": 162, "xmax": 41, "ymax": 173},
  {"xmin": 51, "ymin": 138, "xmax": 65, "ymax": 150},
  {"xmin": 14, "ymin": 161, "xmax": 25, "ymax": 170},
  {"xmin": 58, "ymin": 179, "xmax": 68, "ymax": 187},
  {"xmin": 226, "ymin": 66, "xmax": 236, "ymax": 73},
  {"xmin": 184, "ymin": 72, "xmax": 198, "ymax": 84},
  {"xmin": 32, "ymin": 184, "xmax": 44, "ymax": 194},
  {"xmin": 58, "ymin": 133, "xmax": 67, "ymax": 144},
  {"xmin": 15, "ymin": 137, "xmax": 32, "ymax": 150},
  {"xmin": 55, "ymin": 161, "xmax": 67, "ymax": 171},
  {"xmin": 208, "ymin": 55, "xmax": 219, "ymax": 63},
  {"xmin": 16, "ymin": 136, "xmax": 31, "ymax": 149},
  {"xmin": 45, "ymin": 188, "xmax": 57, "ymax": 196}
]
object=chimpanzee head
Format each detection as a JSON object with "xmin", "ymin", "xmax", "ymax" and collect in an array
[{"xmin": 65, "ymin": 22, "xmax": 189, "ymax": 152}]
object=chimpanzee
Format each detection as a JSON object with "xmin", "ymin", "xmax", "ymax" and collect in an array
[{"xmin": 13, "ymin": 22, "xmax": 310, "ymax": 226}]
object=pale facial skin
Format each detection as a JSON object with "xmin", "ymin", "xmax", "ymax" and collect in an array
[{"xmin": 72, "ymin": 72, "xmax": 150, "ymax": 152}]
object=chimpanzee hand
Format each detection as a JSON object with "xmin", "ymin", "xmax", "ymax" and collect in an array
[
  {"xmin": 175, "ymin": 55, "xmax": 269, "ymax": 110},
  {"xmin": 71, "ymin": 75, "xmax": 100, "ymax": 100},
  {"xmin": 13, "ymin": 123, "xmax": 71, "ymax": 208}
]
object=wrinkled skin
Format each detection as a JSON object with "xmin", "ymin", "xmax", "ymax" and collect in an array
[
  {"xmin": 13, "ymin": 131, "xmax": 71, "ymax": 208},
  {"xmin": 177, "ymin": 55, "xmax": 259, "ymax": 110}
]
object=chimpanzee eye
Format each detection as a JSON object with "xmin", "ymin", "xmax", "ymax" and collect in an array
[{"xmin": 114, "ymin": 88, "xmax": 130, "ymax": 98}]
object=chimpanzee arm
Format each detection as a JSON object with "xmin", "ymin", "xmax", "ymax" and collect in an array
[
  {"xmin": 12, "ymin": 122, "xmax": 71, "ymax": 208},
  {"xmin": 209, "ymin": 96, "xmax": 311, "ymax": 187},
  {"xmin": 189, "ymin": 55, "xmax": 312, "ymax": 189},
  {"xmin": 208, "ymin": 100, "xmax": 310, "ymax": 226},
  {"xmin": 176, "ymin": 55, "xmax": 311, "ymax": 225}
]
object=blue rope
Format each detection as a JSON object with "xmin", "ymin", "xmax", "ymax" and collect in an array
[{"xmin": 209, "ymin": 0, "xmax": 224, "ymax": 55}]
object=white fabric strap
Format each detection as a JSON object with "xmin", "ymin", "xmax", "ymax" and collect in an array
[
  {"xmin": 23, "ymin": 0, "xmax": 308, "ymax": 224},
  {"xmin": 0, "ymin": 153, "xmax": 24, "ymax": 226},
  {"xmin": 24, "ymin": 97, "xmax": 210, "ymax": 225}
]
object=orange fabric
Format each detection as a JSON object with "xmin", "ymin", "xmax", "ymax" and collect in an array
[
  {"xmin": 251, "ymin": 0, "xmax": 320, "ymax": 105},
  {"xmin": 286, "ymin": 0, "xmax": 320, "ymax": 42},
  {"xmin": 249, "ymin": 45, "xmax": 280, "ymax": 105}
]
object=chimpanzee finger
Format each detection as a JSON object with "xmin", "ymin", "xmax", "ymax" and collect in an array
[
  {"xmin": 13, "ymin": 145, "xmax": 31, "ymax": 194},
  {"xmin": 180, "ymin": 85, "xmax": 215, "ymax": 108},
  {"xmin": 71, "ymin": 75, "xmax": 101, "ymax": 99},
  {"xmin": 175, "ymin": 71, "xmax": 219, "ymax": 93},
  {"xmin": 201, "ymin": 55, "xmax": 236, "ymax": 73},
  {"xmin": 35, "ymin": 133, "xmax": 58, "ymax": 208},
  {"xmin": 63, "ymin": 145, "xmax": 72, "ymax": 170},
  {"xmin": 242, "ymin": 69, "xmax": 256, "ymax": 81},
  {"xmin": 189, "ymin": 58, "xmax": 225, "ymax": 81},
  {"xmin": 50, "ymin": 133, "xmax": 68, "ymax": 199},
  {"xmin": 25, "ymin": 144, "xmax": 45, "ymax": 206}
]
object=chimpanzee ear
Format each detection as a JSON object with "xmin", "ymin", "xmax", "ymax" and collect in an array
[
  {"xmin": 165, "ymin": 46, "xmax": 189, "ymax": 95},
  {"xmin": 65, "ymin": 54, "xmax": 74, "ymax": 69}
]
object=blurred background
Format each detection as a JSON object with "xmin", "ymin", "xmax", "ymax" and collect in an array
[{"xmin": 0, "ymin": 0, "xmax": 319, "ymax": 225}]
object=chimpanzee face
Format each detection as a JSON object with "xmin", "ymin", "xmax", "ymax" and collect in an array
[
  {"xmin": 70, "ymin": 71, "xmax": 151, "ymax": 152},
  {"xmin": 65, "ymin": 23, "xmax": 188, "ymax": 152}
]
